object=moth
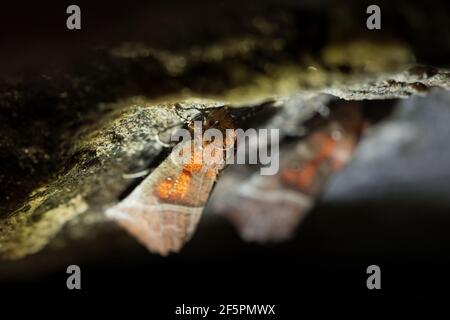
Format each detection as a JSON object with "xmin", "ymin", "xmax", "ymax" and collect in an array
[
  {"xmin": 210, "ymin": 104, "xmax": 366, "ymax": 242},
  {"xmin": 107, "ymin": 108, "xmax": 235, "ymax": 255}
]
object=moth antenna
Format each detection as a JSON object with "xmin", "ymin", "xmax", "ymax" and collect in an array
[
  {"xmin": 154, "ymin": 132, "xmax": 173, "ymax": 148},
  {"xmin": 122, "ymin": 170, "xmax": 150, "ymax": 179}
]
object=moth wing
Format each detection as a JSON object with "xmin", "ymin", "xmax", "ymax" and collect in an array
[
  {"xmin": 107, "ymin": 155, "xmax": 215, "ymax": 256},
  {"xmin": 212, "ymin": 122, "xmax": 359, "ymax": 243}
]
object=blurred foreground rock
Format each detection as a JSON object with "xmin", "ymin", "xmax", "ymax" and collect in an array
[
  {"xmin": 0, "ymin": 68, "xmax": 448, "ymax": 263},
  {"xmin": 0, "ymin": 0, "xmax": 449, "ymax": 273}
]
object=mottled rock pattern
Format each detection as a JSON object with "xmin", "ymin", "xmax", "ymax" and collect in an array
[{"xmin": 0, "ymin": 0, "xmax": 449, "ymax": 262}]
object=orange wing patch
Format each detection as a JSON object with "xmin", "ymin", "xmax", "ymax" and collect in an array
[
  {"xmin": 211, "ymin": 104, "xmax": 365, "ymax": 243},
  {"xmin": 107, "ymin": 108, "xmax": 236, "ymax": 255}
]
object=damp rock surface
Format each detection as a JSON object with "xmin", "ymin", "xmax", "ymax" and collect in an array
[
  {"xmin": 0, "ymin": 0, "xmax": 450, "ymax": 266},
  {"xmin": 1, "ymin": 68, "xmax": 449, "ymax": 261}
]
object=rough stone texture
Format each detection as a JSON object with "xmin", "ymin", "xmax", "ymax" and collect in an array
[
  {"xmin": 0, "ymin": 99, "xmax": 216, "ymax": 258},
  {"xmin": 0, "ymin": 68, "xmax": 448, "ymax": 261},
  {"xmin": 0, "ymin": 0, "xmax": 449, "ymax": 275}
]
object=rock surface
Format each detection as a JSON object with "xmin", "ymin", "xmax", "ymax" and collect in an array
[{"xmin": 0, "ymin": 0, "xmax": 449, "ymax": 274}]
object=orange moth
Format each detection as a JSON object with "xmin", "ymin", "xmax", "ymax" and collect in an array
[
  {"xmin": 211, "ymin": 104, "xmax": 366, "ymax": 242},
  {"xmin": 107, "ymin": 108, "xmax": 235, "ymax": 255}
]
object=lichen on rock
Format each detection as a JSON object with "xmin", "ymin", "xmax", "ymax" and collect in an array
[{"xmin": 0, "ymin": 1, "xmax": 449, "ymax": 262}]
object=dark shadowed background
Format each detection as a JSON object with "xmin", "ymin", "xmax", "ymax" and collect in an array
[{"xmin": 0, "ymin": 0, "xmax": 450, "ymax": 304}]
